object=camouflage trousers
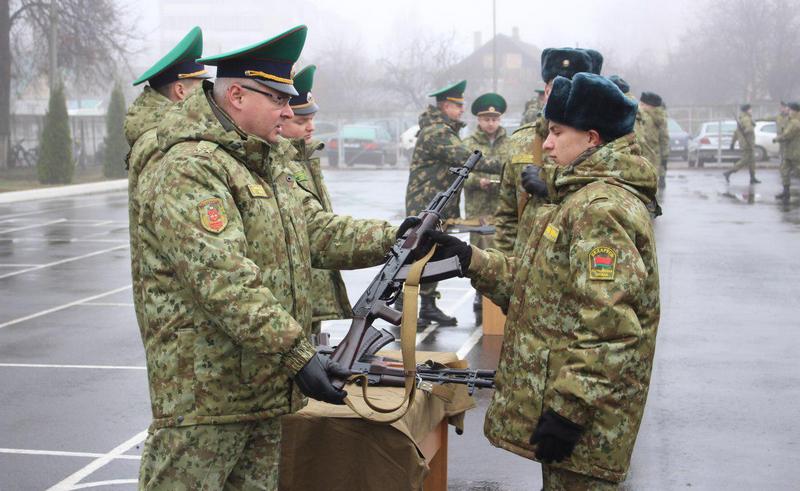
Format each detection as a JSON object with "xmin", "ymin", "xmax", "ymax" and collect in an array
[
  {"xmin": 138, "ymin": 419, "xmax": 282, "ymax": 490},
  {"xmin": 780, "ymin": 158, "xmax": 800, "ymax": 187},
  {"xmin": 729, "ymin": 148, "xmax": 756, "ymax": 178},
  {"xmin": 542, "ymin": 465, "xmax": 619, "ymax": 491}
]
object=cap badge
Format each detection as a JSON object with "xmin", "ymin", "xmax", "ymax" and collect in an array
[{"xmin": 562, "ymin": 59, "xmax": 570, "ymax": 68}]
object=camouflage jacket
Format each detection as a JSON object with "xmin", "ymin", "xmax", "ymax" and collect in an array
[
  {"xmin": 732, "ymin": 112, "xmax": 755, "ymax": 151},
  {"xmin": 136, "ymin": 83, "xmax": 396, "ymax": 428},
  {"xmin": 124, "ymin": 86, "xmax": 173, "ymax": 332},
  {"xmin": 521, "ymin": 97, "xmax": 543, "ymax": 126},
  {"xmin": 405, "ymin": 105, "xmax": 471, "ymax": 217},
  {"xmin": 463, "ymin": 126, "xmax": 510, "ymax": 218},
  {"xmin": 775, "ymin": 114, "xmax": 800, "ymax": 160},
  {"xmin": 776, "ymin": 113, "xmax": 789, "ymax": 152},
  {"xmin": 493, "ymin": 116, "xmax": 549, "ymax": 256},
  {"xmin": 284, "ymin": 138, "xmax": 353, "ymax": 323},
  {"xmin": 633, "ymin": 104, "xmax": 657, "ymax": 168},
  {"xmin": 640, "ymin": 106, "xmax": 668, "ymax": 166},
  {"xmin": 471, "ymin": 133, "xmax": 660, "ymax": 483}
]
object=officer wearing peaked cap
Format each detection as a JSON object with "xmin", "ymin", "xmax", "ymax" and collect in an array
[
  {"xmin": 126, "ymin": 26, "xmax": 210, "ymax": 340},
  {"xmin": 521, "ymin": 86, "xmax": 546, "ymax": 125},
  {"xmin": 136, "ymin": 26, "xmax": 401, "ymax": 489},
  {"xmin": 425, "ymin": 72, "xmax": 660, "ymax": 490},
  {"xmin": 281, "ymin": 65, "xmax": 355, "ymax": 337},
  {"xmin": 494, "ymin": 47, "xmax": 603, "ymax": 257}
]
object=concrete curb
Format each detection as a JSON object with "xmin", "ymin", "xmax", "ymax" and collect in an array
[{"xmin": 0, "ymin": 179, "xmax": 129, "ymax": 204}]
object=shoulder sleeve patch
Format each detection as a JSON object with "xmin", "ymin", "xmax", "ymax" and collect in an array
[
  {"xmin": 198, "ymin": 197, "xmax": 228, "ymax": 233},
  {"xmin": 589, "ymin": 246, "xmax": 616, "ymax": 280}
]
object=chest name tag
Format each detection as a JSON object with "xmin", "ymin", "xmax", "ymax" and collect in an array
[
  {"xmin": 543, "ymin": 224, "xmax": 560, "ymax": 242},
  {"xmin": 589, "ymin": 246, "xmax": 617, "ymax": 281},
  {"xmin": 247, "ymin": 184, "xmax": 269, "ymax": 198}
]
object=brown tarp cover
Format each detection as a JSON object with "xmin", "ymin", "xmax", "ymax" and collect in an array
[{"xmin": 279, "ymin": 351, "xmax": 477, "ymax": 490}]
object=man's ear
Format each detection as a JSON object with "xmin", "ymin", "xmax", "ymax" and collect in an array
[
  {"xmin": 173, "ymin": 82, "xmax": 187, "ymax": 100},
  {"xmin": 227, "ymin": 83, "xmax": 245, "ymax": 111},
  {"xmin": 588, "ymin": 129, "xmax": 603, "ymax": 146}
]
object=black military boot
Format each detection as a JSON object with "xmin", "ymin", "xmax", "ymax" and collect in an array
[
  {"xmin": 393, "ymin": 295, "xmax": 429, "ymax": 328},
  {"xmin": 775, "ymin": 185, "xmax": 790, "ymax": 201},
  {"xmin": 419, "ymin": 293, "xmax": 457, "ymax": 326},
  {"xmin": 473, "ymin": 292, "xmax": 483, "ymax": 326}
]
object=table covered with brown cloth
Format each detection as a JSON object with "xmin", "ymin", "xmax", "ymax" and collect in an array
[{"xmin": 279, "ymin": 351, "xmax": 477, "ymax": 490}]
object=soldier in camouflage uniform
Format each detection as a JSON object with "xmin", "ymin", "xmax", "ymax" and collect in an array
[
  {"xmin": 724, "ymin": 104, "xmax": 761, "ymax": 184},
  {"xmin": 427, "ymin": 73, "xmax": 660, "ymax": 490},
  {"xmin": 463, "ymin": 93, "xmax": 511, "ymax": 320},
  {"xmin": 280, "ymin": 65, "xmax": 352, "ymax": 336},
  {"xmin": 639, "ymin": 92, "xmax": 670, "ymax": 189},
  {"xmin": 134, "ymin": 27, "xmax": 401, "ymax": 489},
  {"xmin": 774, "ymin": 102, "xmax": 800, "ymax": 201},
  {"xmin": 609, "ymin": 76, "xmax": 658, "ymax": 170},
  {"xmin": 126, "ymin": 27, "xmax": 210, "ymax": 333},
  {"xmin": 494, "ymin": 47, "xmax": 603, "ymax": 257},
  {"xmin": 402, "ymin": 80, "xmax": 471, "ymax": 326},
  {"xmin": 520, "ymin": 87, "xmax": 545, "ymax": 125}
]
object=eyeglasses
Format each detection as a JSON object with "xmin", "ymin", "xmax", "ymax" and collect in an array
[{"xmin": 239, "ymin": 85, "xmax": 291, "ymax": 108}]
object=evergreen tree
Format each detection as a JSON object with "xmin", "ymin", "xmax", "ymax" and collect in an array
[
  {"xmin": 103, "ymin": 83, "xmax": 128, "ymax": 178},
  {"xmin": 36, "ymin": 84, "xmax": 73, "ymax": 184}
]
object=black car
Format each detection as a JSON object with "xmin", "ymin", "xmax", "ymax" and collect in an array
[{"xmin": 668, "ymin": 118, "xmax": 690, "ymax": 161}]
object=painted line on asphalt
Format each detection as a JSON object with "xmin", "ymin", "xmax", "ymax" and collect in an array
[
  {"xmin": 0, "ymin": 218, "xmax": 67, "ymax": 234},
  {"xmin": 0, "ymin": 363, "xmax": 145, "ymax": 370},
  {"xmin": 71, "ymin": 480, "xmax": 140, "ymax": 490},
  {"xmin": 415, "ymin": 289, "xmax": 474, "ymax": 346},
  {"xmin": 0, "ymin": 263, "xmax": 45, "ymax": 268},
  {"xmin": 0, "ymin": 285, "xmax": 132, "ymax": 330},
  {"xmin": 80, "ymin": 302, "xmax": 134, "ymax": 307},
  {"xmin": 456, "ymin": 327, "xmax": 484, "ymax": 360},
  {"xmin": 0, "ymin": 198, "xmax": 128, "ymax": 221},
  {"xmin": 46, "ymin": 430, "xmax": 148, "ymax": 491},
  {"xmin": 2, "ymin": 237, "xmax": 128, "ymax": 244},
  {"xmin": 0, "ymin": 244, "xmax": 129, "ymax": 279},
  {"xmin": 0, "ymin": 448, "xmax": 140, "ymax": 460}
]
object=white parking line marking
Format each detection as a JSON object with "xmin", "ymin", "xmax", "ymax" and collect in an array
[
  {"xmin": 46, "ymin": 430, "xmax": 148, "ymax": 491},
  {"xmin": 0, "ymin": 285, "xmax": 132, "ymax": 330},
  {"xmin": 0, "ymin": 448, "xmax": 140, "ymax": 460},
  {"xmin": 0, "ymin": 244, "xmax": 129, "ymax": 279},
  {"xmin": 415, "ymin": 289, "xmax": 474, "ymax": 346},
  {"xmin": 0, "ymin": 199, "xmax": 128, "ymax": 221},
  {"xmin": 0, "ymin": 363, "xmax": 145, "ymax": 370},
  {"xmin": 1, "ymin": 237, "xmax": 128, "ymax": 244},
  {"xmin": 0, "ymin": 263, "xmax": 45, "ymax": 268},
  {"xmin": 71, "ymin": 480, "xmax": 140, "ymax": 489},
  {"xmin": 0, "ymin": 218, "xmax": 67, "ymax": 234},
  {"xmin": 80, "ymin": 302, "xmax": 134, "ymax": 307},
  {"xmin": 456, "ymin": 327, "xmax": 484, "ymax": 360}
]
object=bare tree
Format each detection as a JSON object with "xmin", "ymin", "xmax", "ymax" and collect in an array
[
  {"xmin": 1, "ymin": 0, "xmax": 137, "ymax": 168},
  {"xmin": 378, "ymin": 32, "xmax": 461, "ymax": 110}
]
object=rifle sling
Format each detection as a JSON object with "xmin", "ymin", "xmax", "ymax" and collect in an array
[{"xmin": 343, "ymin": 245, "xmax": 436, "ymax": 423}]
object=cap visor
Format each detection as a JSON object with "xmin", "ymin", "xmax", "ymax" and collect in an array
[
  {"xmin": 290, "ymin": 103, "xmax": 319, "ymax": 115},
  {"xmin": 254, "ymin": 79, "xmax": 298, "ymax": 96}
]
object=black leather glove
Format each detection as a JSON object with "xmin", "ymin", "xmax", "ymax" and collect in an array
[
  {"xmin": 396, "ymin": 216, "xmax": 422, "ymax": 240},
  {"xmin": 423, "ymin": 229, "xmax": 472, "ymax": 272},
  {"xmin": 293, "ymin": 354, "xmax": 350, "ymax": 405},
  {"xmin": 530, "ymin": 409, "xmax": 584, "ymax": 464},
  {"xmin": 520, "ymin": 165, "xmax": 548, "ymax": 198}
]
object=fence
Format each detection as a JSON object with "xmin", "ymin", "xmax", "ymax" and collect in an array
[{"xmin": 8, "ymin": 113, "xmax": 107, "ymax": 169}]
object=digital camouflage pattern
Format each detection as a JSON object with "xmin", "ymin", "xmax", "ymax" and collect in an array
[
  {"xmin": 139, "ymin": 419, "xmax": 282, "ymax": 490},
  {"xmin": 463, "ymin": 126, "xmax": 510, "ymax": 246},
  {"xmin": 521, "ymin": 96, "xmax": 544, "ymax": 126},
  {"xmin": 639, "ymin": 105, "xmax": 665, "ymax": 173},
  {"xmin": 125, "ymin": 86, "xmax": 173, "ymax": 332},
  {"xmin": 542, "ymin": 464, "xmax": 619, "ymax": 491},
  {"xmin": 775, "ymin": 113, "xmax": 800, "ymax": 186},
  {"xmin": 135, "ymin": 82, "xmax": 396, "ymax": 431},
  {"xmin": 284, "ymin": 138, "xmax": 354, "ymax": 327},
  {"xmin": 729, "ymin": 111, "xmax": 756, "ymax": 175},
  {"xmin": 405, "ymin": 105, "xmax": 471, "ymax": 218},
  {"xmin": 654, "ymin": 106, "xmax": 670, "ymax": 164},
  {"xmin": 470, "ymin": 133, "xmax": 660, "ymax": 483},
  {"xmin": 493, "ymin": 116, "xmax": 549, "ymax": 256}
]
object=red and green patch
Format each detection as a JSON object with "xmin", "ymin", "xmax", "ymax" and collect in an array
[
  {"xmin": 589, "ymin": 246, "xmax": 617, "ymax": 280},
  {"xmin": 198, "ymin": 197, "xmax": 228, "ymax": 234}
]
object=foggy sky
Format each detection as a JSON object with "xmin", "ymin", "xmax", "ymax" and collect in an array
[{"xmin": 129, "ymin": 0, "xmax": 701, "ymax": 71}]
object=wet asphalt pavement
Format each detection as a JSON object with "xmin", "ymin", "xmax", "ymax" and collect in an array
[{"xmin": 0, "ymin": 162, "xmax": 798, "ymax": 490}]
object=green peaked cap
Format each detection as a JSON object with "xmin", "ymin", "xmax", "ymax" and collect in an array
[
  {"xmin": 199, "ymin": 25, "xmax": 308, "ymax": 96},
  {"xmin": 289, "ymin": 65, "xmax": 318, "ymax": 115},
  {"xmin": 471, "ymin": 92, "xmax": 507, "ymax": 116},
  {"xmin": 133, "ymin": 26, "xmax": 208, "ymax": 86},
  {"xmin": 428, "ymin": 80, "xmax": 467, "ymax": 103}
]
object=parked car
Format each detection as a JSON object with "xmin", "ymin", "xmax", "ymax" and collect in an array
[
  {"xmin": 687, "ymin": 120, "xmax": 739, "ymax": 167},
  {"xmin": 400, "ymin": 124, "xmax": 419, "ymax": 158},
  {"xmin": 753, "ymin": 121, "xmax": 779, "ymax": 160},
  {"xmin": 668, "ymin": 118, "xmax": 690, "ymax": 161},
  {"xmin": 326, "ymin": 124, "xmax": 398, "ymax": 167}
]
